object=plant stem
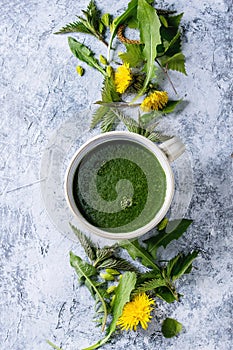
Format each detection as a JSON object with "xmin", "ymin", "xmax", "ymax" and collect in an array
[
  {"xmin": 46, "ymin": 340, "xmax": 62, "ymax": 350},
  {"xmin": 155, "ymin": 59, "xmax": 178, "ymax": 95}
]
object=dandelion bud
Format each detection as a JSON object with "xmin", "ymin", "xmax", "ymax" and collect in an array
[{"xmin": 76, "ymin": 65, "xmax": 84, "ymax": 76}]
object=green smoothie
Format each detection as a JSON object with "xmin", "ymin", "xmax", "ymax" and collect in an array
[{"xmin": 72, "ymin": 139, "xmax": 166, "ymax": 233}]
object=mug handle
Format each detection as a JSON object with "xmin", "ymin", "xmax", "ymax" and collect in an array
[{"xmin": 159, "ymin": 136, "xmax": 185, "ymax": 162}]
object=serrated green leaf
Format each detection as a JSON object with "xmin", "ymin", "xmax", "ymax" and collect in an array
[
  {"xmin": 119, "ymin": 44, "xmax": 144, "ymax": 68},
  {"xmin": 135, "ymin": 278, "xmax": 166, "ymax": 294},
  {"xmin": 70, "ymin": 224, "xmax": 96, "ymax": 261},
  {"xmin": 144, "ymin": 219, "xmax": 193, "ymax": 259},
  {"xmin": 137, "ymin": 0, "xmax": 161, "ymax": 96},
  {"xmin": 101, "ymin": 110, "xmax": 118, "ymax": 132},
  {"xmin": 161, "ymin": 52, "xmax": 187, "ymax": 75},
  {"xmin": 97, "ymin": 257, "xmax": 138, "ymax": 272},
  {"xmin": 101, "ymin": 77, "xmax": 121, "ymax": 102},
  {"xmin": 170, "ymin": 251, "xmax": 199, "ymax": 281},
  {"xmin": 55, "ymin": 20, "xmax": 92, "ymax": 35},
  {"xmin": 68, "ymin": 37, "xmax": 107, "ymax": 76},
  {"xmin": 90, "ymin": 106, "xmax": 109, "ymax": 129},
  {"xmin": 162, "ymin": 318, "xmax": 182, "ymax": 338},
  {"xmin": 119, "ymin": 239, "xmax": 160, "ymax": 272}
]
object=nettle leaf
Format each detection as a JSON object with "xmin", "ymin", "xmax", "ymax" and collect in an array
[
  {"xmin": 135, "ymin": 278, "xmax": 167, "ymax": 294},
  {"xmin": 119, "ymin": 44, "xmax": 144, "ymax": 67},
  {"xmin": 169, "ymin": 251, "xmax": 199, "ymax": 281},
  {"xmin": 97, "ymin": 257, "xmax": 137, "ymax": 272},
  {"xmin": 137, "ymin": 0, "xmax": 161, "ymax": 95},
  {"xmin": 70, "ymin": 224, "xmax": 96, "ymax": 261},
  {"xmin": 55, "ymin": 19, "xmax": 92, "ymax": 35},
  {"xmin": 101, "ymin": 76, "xmax": 121, "ymax": 103},
  {"xmin": 144, "ymin": 219, "xmax": 193, "ymax": 259},
  {"xmin": 90, "ymin": 106, "xmax": 109, "ymax": 129},
  {"xmin": 68, "ymin": 37, "xmax": 107, "ymax": 76},
  {"xmin": 162, "ymin": 318, "xmax": 183, "ymax": 338},
  {"xmin": 101, "ymin": 109, "xmax": 119, "ymax": 132},
  {"xmin": 161, "ymin": 52, "xmax": 187, "ymax": 75},
  {"xmin": 119, "ymin": 239, "xmax": 160, "ymax": 272}
]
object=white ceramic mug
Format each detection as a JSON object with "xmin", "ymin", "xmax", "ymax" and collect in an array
[{"xmin": 65, "ymin": 131, "xmax": 185, "ymax": 240}]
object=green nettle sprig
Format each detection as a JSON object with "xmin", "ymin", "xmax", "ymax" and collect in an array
[
  {"xmin": 56, "ymin": 0, "xmax": 187, "ymax": 134},
  {"xmin": 47, "ymin": 219, "xmax": 198, "ymax": 350}
]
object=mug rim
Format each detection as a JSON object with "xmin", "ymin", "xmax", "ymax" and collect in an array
[{"xmin": 64, "ymin": 131, "xmax": 174, "ymax": 240}]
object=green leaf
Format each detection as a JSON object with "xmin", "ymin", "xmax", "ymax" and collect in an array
[
  {"xmin": 144, "ymin": 219, "xmax": 193, "ymax": 259},
  {"xmin": 55, "ymin": 20, "xmax": 92, "ymax": 35},
  {"xmin": 135, "ymin": 278, "xmax": 166, "ymax": 294},
  {"xmin": 169, "ymin": 251, "xmax": 199, "ymax": 281},
  {"xmin": 97, "ymin": 257, "xmax": 137, "ymax": 272},
  {"xmin": 83, "ymin": 0, "xmax": 101, "ymax": 32},
  {"xmin": 70, "ymin": 252, "xmax": 108, "ymax": 331},
  {"xmin": 101, "ymin": 77, "xmax": 121, "ymax": 102},
  {"xmin": 107, "ymin": 0, "xmax": 138, "ymax": 60},
  {"xmin": 119, "ymin": 239, "xmax": 160, "ymax": 272},
  {"xmin": 137, "ymin": 0, "xmax": 161, "ymax": 96},
  {"xmin": 119, "ymin": 44, "xmax": 144, "ymax": 67},
  {"xmin": 167, "ymin": 13, "xmax": 184, "ymax": 28},
  {"xmin": 162, "ymin": 318, "xmax": 182, "ymax": 338},
  {"xmin": 161, "ymin": 52, "xmax": 187, "ymax": 75},
  {"xmin": 68, "ymin": 37, "xmax": 107, "ymax": 76},
  {"xmin": 70, "ymin": 224, "xmax": 96, "ymax": 261},
  {"xmin": 82, "ymin": 272, "xmax": 136, "ymax": 350},
  {"xmin": 101, "ymin": 109, "xmax": 119, "ymax": 132},
  {"xmin": 155, "ymin": 286, "xmax": 179, "ymax": 303},
  {"xmin": 163, "ymin": 31, "xmax": 181, "ymax": 57},
  {"xmin": 90, "ymin": 106, "xmax": 109, "ymax": 129}
]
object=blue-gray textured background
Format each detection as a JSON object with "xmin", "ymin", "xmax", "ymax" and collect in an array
[{"xmin": 0, "ymin": 0, "xmax": 232, "ymax": 349}]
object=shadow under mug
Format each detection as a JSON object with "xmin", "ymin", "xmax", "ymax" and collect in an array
[{"xmin": 65, "ymin": 131, "xmax": 185, "ymax": 240}]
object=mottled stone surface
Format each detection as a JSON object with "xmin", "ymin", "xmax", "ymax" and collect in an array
[{"xmin": 0, "ymin": 1, "xmax": 232, "ymax": 350}]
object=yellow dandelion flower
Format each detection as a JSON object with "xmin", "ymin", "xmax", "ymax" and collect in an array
[
  {"xmin": 114, "ymin": 63, "xmax": 133, "ymax": 94},
  {"xmin": 141, "ymin": 91, "xmax": 168, "ymax": 112},
  {"xmin": 117, "ymin": 293, "xmax": 155, "ymax": 331}
]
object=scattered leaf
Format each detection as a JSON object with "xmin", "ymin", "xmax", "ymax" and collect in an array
[
  {"xmin": 161, "ymin": 317, "xmax": 183, "ymax": 338},
  {"xmin": 68, "ymin": 37, "xmax": 107, "ymax": 76}
]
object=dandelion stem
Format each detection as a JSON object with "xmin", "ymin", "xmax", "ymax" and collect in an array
[{"xmin": 155, "ymin": 59, "xmax": 178, "ymax": 95}]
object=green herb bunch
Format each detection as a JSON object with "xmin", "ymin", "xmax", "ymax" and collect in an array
[
  {"xmin": 56, "ymin": 0, "xmax": 187, "ymax": 134},
  {"xmin": 47, "ymin": 219, "xmax": 198, "ymax": 350}
]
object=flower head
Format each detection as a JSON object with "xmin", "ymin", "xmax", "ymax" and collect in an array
[
  {"xmin": 141, "ymin": 91, "xmax": 168, "ymax": 112},
  {"xmin": 117, "ymin": 293, "xmax": 155, "ymax": 331},
  {"xmin": 114, "ymin": 63, "xmax": 133, "ymax": 94}
]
